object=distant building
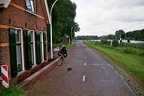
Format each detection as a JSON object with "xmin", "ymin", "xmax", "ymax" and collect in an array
[
  {"xmin": 62, "ymin": 35, "xmax": 70, "ymax": 45},
  {"xmin": 0, "ymin": 0, "xmax": 50, "ymax": 85}
]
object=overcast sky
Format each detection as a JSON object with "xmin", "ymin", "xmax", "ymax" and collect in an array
[{"xmin": 70, "ymin": 0, "xmax": 144, "ymax": 36}]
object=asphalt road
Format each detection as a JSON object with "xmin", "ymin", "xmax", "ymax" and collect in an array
[{"xmin": 27, "ymin": 41, "xmax": 136, "ymax": 96}]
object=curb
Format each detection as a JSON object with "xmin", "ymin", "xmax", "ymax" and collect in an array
[{"xmin": 17, "ymin": 58, "xmax": 60, "ymax": 91}]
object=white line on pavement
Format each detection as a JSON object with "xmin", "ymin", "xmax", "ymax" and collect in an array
[
  {"xmin": 82, "ymin": 75, "xmax": 86, "ymax": 81},
  {"xmin": 84, "ymin": 63, "xmax": 86, "ymax": 65}
]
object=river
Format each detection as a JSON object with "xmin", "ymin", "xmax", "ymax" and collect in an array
[{"xmin": 92, "ymin": 40, "xmax": 144, "ymax": 43}]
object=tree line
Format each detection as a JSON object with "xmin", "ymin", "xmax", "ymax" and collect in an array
[
  {"xmin": 115, "ymin": 29, "xmax": 144, "ymax": 41},
  {"xmin": 76, "ymin": 35, "xmax": 99, "ymax": 40},
  {"xmin": 77, "ymin": 28, "xmax": 144, "ymax": 41}
]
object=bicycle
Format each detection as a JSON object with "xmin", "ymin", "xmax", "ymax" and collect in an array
[
  {"xmin": 58, "ymin": 54, "xmax": 64, "ymax": 66},
  {"xmin": 57, "ymin": 46, "xmax": 67, "ymax": 66}
]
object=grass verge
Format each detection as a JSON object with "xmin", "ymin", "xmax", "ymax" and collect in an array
[
  {"xmin": 0, "ymin": 86, "xmax": 26, "ymax": 96},
  {"xmin": 66, "ymin": 44, "xmax": 74, "ymax": 49}
]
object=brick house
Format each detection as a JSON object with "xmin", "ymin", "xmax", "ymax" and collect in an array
[{"xmin": 0, "ymin": 0, "xmax": 50, "ymax": 85}]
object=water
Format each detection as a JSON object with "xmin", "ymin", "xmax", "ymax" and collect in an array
[
  {"xmin": 92, "ymin": 40, "xmax": 144, "ymax": 43},
  {"xmin": 121, "ymin": 40, "xmax": 144, "ymax": 43}
]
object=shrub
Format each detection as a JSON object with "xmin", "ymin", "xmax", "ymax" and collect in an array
[
  {"xmin": 53, "ymin": 43, "xmax": 63, "ymax": 48},
  {"xmin": 123, "ymin": 47, "xmax": 133, "ymax": 54},
  {"xmin": 100, "ymin": 39, "xmax": 111, "ymax": 45},
  {"xmin": 112, "ymin": 39, "xmax": 119, "ymax": 47}
]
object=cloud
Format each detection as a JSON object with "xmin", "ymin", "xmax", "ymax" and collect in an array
[{"xmin": 71, "ymin": 0, "xmax": 144, "ymax": 36}]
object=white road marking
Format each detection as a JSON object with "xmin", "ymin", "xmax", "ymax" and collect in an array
[
  {"xmin": 84, "ymin": 63, "xmax": 87, "ymax": 65},
  {"xmin": 82, "ymin": 75, "xmax": 86, "ymax": 81}
]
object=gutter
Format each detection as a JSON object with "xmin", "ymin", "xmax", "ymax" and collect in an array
[{"xmin": 44, "ymin": 0, "xmax": 51, "ymax": 24}]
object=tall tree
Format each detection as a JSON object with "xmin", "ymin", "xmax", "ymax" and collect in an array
[
  {"xmin": 48, "ymin": 0, "xmax": 80, "ymax": 43},
  {"xmin": 115, "ymin": 30, "xmax": 125, "ymax": 40}
]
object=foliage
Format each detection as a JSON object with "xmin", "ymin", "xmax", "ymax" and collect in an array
[
  {"xmin": 100, "ymin": 39, "xmax": 111, "ymax": 45},
  {"xmin": 100, "ymin": 34, "xmax": 116, "ymax": 40},
  {"xmin": 116, "ymin": 43, "xmax": 144, "ymax": 56},
  {"xmin": 66, "ymin": 44, "xmax": 74, "ymax": 49},
  {"xmin": 119, "ymin": 43, "xmax": 144, "ymax": 50},
  {"xmin": 112, "ymin": 39, "xmax": 118, "ymax": 47},
  {"xmin": 88, "ymin": 40, "xmax": 144, "ymax": 56},
  {"xmin": 123, "ymin": 29, "xmax": 144, "ymax": 41},
  {"xmin": 115, "ymin": 30, "xmax": 125, "ymax": 40},
  {"xmin": 76, "ymin": 35, "xmax": 99, "ymax": 40},
  {"xmin": 0, "ymin": 86, "xmax": 26, "ymax": 96},
  {"xmin": 48, "ymin": 0, "xmax": 80, "ymax": 44},
  {"xmin": 53, "ymin": 43, "xmax": 63, "ymax": 48}
]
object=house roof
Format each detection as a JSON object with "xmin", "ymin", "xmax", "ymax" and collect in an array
[
  {"xmin": 0, "ymin": 0, "xmax": 11, "ymax": 8},
  {"xmin": 64, "ymin": 35, "xmax": 70, "ymax": 38}
]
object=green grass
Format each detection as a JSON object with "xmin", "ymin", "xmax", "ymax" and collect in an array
[
  {"xmin": 84, "ymin": 41, "xmax": 144, "ymax": 80},
  {"xmin": 66, "ymin": 44, "xmax": 74, "ymax": 49},
  {"xmin": 0, "ymin": 86, "xmax": 26, "ymax": 96}
]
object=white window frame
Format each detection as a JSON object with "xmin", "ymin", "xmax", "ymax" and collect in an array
[
  {"xmin": 30, "ymin": 30, "xmax": 36, "ymax": 67},
  {"xmin": 40, "ymin": 32, "xmax": 44, "ymax": 62},
  {"xmin": 14, "ymin": 28, "xmax": 25, "ymax": 73},
  {"xmin": 25, "ymin": 0, "xmax": 36, "ymax": 14}
]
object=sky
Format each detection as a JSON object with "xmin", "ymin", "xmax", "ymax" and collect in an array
[{"xmin": 70, "ymin": 0, "xmax": 144, "ymax": 36}]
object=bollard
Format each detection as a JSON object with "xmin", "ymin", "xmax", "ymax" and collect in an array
[{"xmin": 1, "ymin": 65, "xmax": 9, "ymax": 89}]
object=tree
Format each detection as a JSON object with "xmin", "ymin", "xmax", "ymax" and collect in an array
[
  {"xmin": 48, "ymin": 0, "xmax": 80, "ymax": 43},
  {"xmin": 115, "ymin": 30, "xmax": 125, "ymax": 40},
  {"xmin": 112, "ymin": 39, "xmax": 119, "ymax": 47}
]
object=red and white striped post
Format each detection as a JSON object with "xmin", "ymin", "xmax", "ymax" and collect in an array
[{"xmin": 1, "ymin": 65, "xmax": 9, "ymax": 89}]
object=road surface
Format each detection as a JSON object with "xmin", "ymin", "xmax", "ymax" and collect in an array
[{"xmin": 27, "ymin": 41, "xmax": 136, "ymax": 96}]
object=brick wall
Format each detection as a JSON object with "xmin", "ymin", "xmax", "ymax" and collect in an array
[
  {"xmin": 0, "ymin": 0, "xmax": 47, "ymax": 31},
  {"xmin": 0, "ymin": 0, "xmax": 49, "ymax": 82}
]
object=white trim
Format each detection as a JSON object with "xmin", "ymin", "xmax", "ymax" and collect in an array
[
  {"xmin": 13, "ymin": 28, "xmax": 25, "ymax": 71},
  {"xmin": 20, "ymin": 29, "xmax": 25, "ymax": 71},
  {"xmin": 40, "ymin": 32, "xmax": 44, "ymax": 62},
  {"xmin": 30, "ymin": 0, "xmax": 34, "ymax": 12},
  {"xmin": 45, "ymin": 32, "xmax": 48, "ymax": 60},
  {"xmin": 44, "ymin": 0, "xmax": 51, "ymax": 24},
  {"xmin": 32, "ymin": 31, "xmax": 36, "ymax": 66},
  {"xmin": 0, "ymin": 0, "xmax": 11, "ymax": 8}
]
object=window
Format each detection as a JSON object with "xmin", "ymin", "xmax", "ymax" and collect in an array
[
  {"xmin": 9, "ymin": 29, "xmax": 47, "ymax": 77},
  {"xmin": 35, "ymin": 32, "xmax": 45, "ymax": 64},
  {"xmin": 9, "ymin": 28, "xmax": 24, "ymax": 77},
  {"xmin": 15, "ymin": 30, "xmax": 22, "ymax": 71},
  {"xmin": 24, "ymin": 30, "xmax": 36, "ymax": 70},
  {"xmin": 25, "ymin": 0, "xmax": 36, "ymax": 13},
  {"xmin": 30, "ymin": 31, "xmax": 36, "ymax": 67}
]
